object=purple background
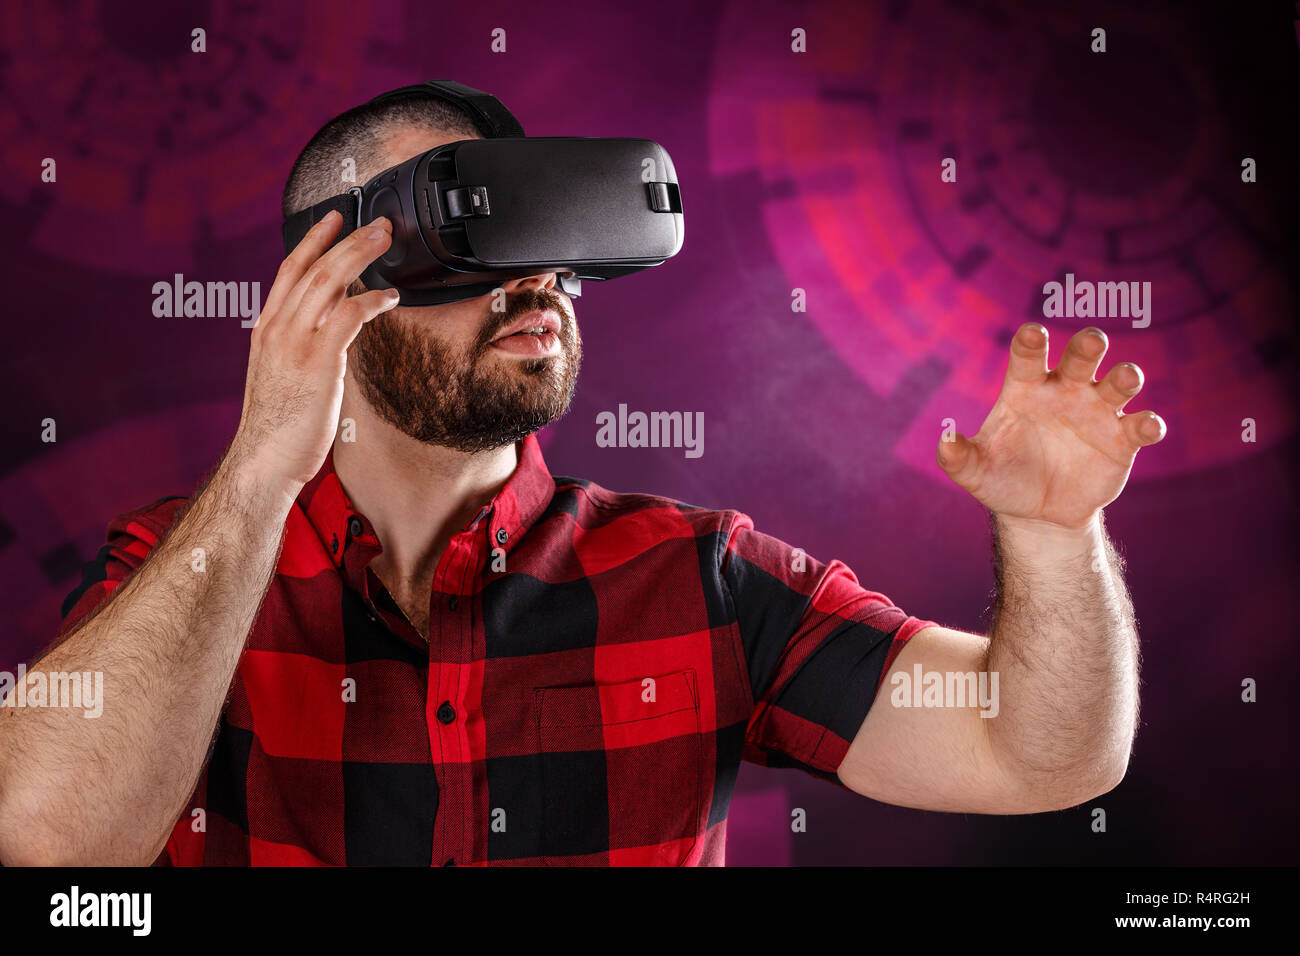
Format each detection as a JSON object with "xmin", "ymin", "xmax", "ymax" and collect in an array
[{"xmin": 2, "ymin": 0, "xmax": 1297, "ymax": 865}]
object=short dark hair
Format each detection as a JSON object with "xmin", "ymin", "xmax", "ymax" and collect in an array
[{"xmin": 281, "ymin": 90, "xmax": 482, "ymax": 219}]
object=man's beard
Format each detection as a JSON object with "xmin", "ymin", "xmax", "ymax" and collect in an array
[{"xmin": 349, "ymin": 286, "xmax": 582, "ymax": 452}]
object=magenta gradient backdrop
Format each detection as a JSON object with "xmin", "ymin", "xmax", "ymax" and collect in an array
[{"xmin": 1, "ymin": 0, "xmax": 1297, "ymax": 865}]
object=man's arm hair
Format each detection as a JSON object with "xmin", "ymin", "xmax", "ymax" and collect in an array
[
  {"xmin": 837, "ymin": 511, "xmax": 1140, "ymax": 813},
  {"xmin": 0, "ymin": 458, "xmax": 295, "ymax": 866},
  {"xmin": 981, "ymin": 510, "xmax": 1139, "ymax": 795},
  {"xmin": 0, "ymin": 201, "xmax": 407, "ymax": 865}
]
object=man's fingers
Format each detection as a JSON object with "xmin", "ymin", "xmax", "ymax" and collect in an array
[
  {"xmin": 1005, "ymin": 323, "xmax": 1049, "ymax": 384},
  {"xmin": 1095, "ymin": 362, "xmax": 1144, "ymax": 409},
  {"xmin": 281, "ymin": 217, "xmax": 393, "ymax": 329},
  {"xmin": 256, "ymin": 210, "xmax": 345, "ymax": 328},
  {"xmin": 1121, "ymin": 410, "xmax": 1167, "ymax": 447},
  {"xmin": 1056, "ymin": 327, "xmax": 1108, "ymax": 383},
  {"xmin": 936, "ymin": 431, "xmax": 981, "ymax": 485},
  {"xmin": 313, "ymin": 288, "xmax": 402, "ymax": 339}
]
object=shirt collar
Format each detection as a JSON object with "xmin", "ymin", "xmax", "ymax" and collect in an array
[{"xmin": 296, "ymin": 431, "xmax": 556, "ymax": 577}]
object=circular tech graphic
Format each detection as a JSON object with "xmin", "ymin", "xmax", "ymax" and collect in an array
[
  {"xmin": 707, "ymin": 0, "xmax": 1295, "ymax": 481},
  {"xmin": 0, "ymin": 1, "xmax": 389, "ymax": 276}
]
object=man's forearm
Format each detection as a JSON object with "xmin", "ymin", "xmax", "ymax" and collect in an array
[
  {"xmin": 0, "ymin": 458, "xmax": 296, "ymax": 865},
  {"xmin": 983, "ymin": 510, "xmax": 1139, "ymax": 808}
]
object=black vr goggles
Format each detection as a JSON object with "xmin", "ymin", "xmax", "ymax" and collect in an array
[{"xmin": 281, "ymin": 79, "xmax": 685, "ymax": 306}]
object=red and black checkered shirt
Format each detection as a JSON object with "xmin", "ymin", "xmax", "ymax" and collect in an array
[{"xmin": 55, "ymin": 433, "xmax": 934, "ymax": 865}]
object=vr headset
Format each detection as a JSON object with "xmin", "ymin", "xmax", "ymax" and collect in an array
[{"xmin": 281, "ymin": 79, "xmax": 685, "ymax": 306}]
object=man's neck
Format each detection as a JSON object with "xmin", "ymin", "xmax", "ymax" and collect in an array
[{"xmin": 332, "ymin": 394, "xmax": 520, "ymax": 589}]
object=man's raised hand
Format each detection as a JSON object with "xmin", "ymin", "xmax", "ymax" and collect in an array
[
  {"xmin": 227, "ymin": 211, "xmax": 400, "ymax": 496},
  {"xmin": 936, "ymin": 324, "xmax": 1166, "ymax": 531}
]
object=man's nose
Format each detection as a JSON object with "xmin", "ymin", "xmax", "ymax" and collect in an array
[{"xmin": 500, "ymin": 272, "xmax": 560, "ymax": 295}]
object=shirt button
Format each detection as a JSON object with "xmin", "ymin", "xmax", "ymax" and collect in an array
[
  {"xmin": 330, "ymin": 534, "xmax": 339, "ymax": 554},
  {"xmin": 448, "ymin": 595, "xmax": 458, "ymax": 611},
  {"xmin": 348, "ymin": 517, "xmax": 363, "ymax": 538},
  {"xmin": 495, "ymin": 528, "xmax": 508, "ymax": 545},
  {"xmin": 436, "ymin": 701, "xmax": 456, "ymax": 724}
]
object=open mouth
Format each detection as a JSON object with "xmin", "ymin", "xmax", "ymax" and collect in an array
[
  {"xmin": 490, "ymin": 330, "xmax": 560, "ymax": 357},
  {"xmin": 489, "ymin": 309, "xmax": 563, "ymax": 357}
]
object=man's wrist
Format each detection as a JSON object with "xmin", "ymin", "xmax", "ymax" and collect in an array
[
  {"xmin": 993, "ymin": 510, "xmax": 1103, "ymax": 560},
  {"xmin": 211, "ymin": 455, "xmax": 302, "ymax": 520}
]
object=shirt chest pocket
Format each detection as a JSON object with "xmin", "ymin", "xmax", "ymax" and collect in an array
[{"xmin": 535, "ymin": 669, "xmax": 703, "ymax": 866}]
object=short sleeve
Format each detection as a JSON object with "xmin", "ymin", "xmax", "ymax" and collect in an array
[
  {"xmin": 720, "ymin": 511, "xmax": 937, "ymax": 785},
  {"xmin": 52, "ymin": 496, "xmax": 190, "ymax": 646}
]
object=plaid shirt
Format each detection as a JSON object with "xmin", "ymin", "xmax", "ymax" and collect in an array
[{"xmin": 55, "ymin": 433, "xmax": 934, "ymax": 866}]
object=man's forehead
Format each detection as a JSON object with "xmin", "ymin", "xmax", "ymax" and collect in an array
[{"xmin": 375, "ymin": 125, "xmax": 481, "ymax": 173}]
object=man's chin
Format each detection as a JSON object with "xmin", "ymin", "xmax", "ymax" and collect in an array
[{"xmin": 479, "ymin": 351, "xmax": 569, "ymax": 383}]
